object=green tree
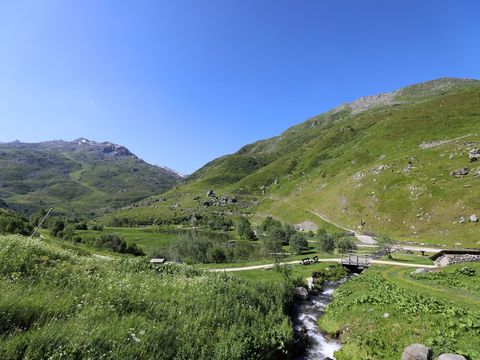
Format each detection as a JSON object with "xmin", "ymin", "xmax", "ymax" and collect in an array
[
  {"xmin": 62, "ymin": 225, "xmax": 75, "ymax": 241},
  {"xmin": 282, "ymin": 224, "xmax": 296, "ymax": 245},
  {"xmin": 260, "ymin": 216, "xmax": 282, "ymax": 233},
  {"xmin": 169, "ymin": 231, "xmax": 213, "ymax": 264},
  {"xmin": 125, "ymin": 242, "xmax": 145, "ymax": 256},
  {"xmin": 337, "ymin": 237, "xmax": 357, "ymax": 254},
  {"xmin": 207, "ymin": 246, "xmax": 227, "ymax": 263},
  {"xmin": 0, "ymin": 209, "xmax": 33, "ymax": 235},
  {"xmin": 289, "ymin": 233, "xmax": 308, "ymax": 255},
  {"xmin": 317, "ymin": 230, "xmax": 336, "ymax": 254},
  {"xmin": 96, "ymin": 233, "xmax": 127, "ymax": 253},
  {"xmin": 50, "ymin": 219, "xmax": 65, "ymax": 237},
  {"xmin": 377, "ymin": 234, "xmax": 396, "ymax": 259},
  {"xmin": 236, "ymin": 217, "xmax": 256, "ymax": 240},
  {"xmin": 262, "ymin": 227, "xmax": 283, "ymax": 259}
]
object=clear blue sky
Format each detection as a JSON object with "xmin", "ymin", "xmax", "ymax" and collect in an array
[{"xmin": 1, "ymin": 1, "xmax": 479, "ymax": 174}]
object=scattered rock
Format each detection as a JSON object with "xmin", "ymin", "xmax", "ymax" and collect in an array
[
  {"xmin": 294, "ymin": 287, "xmax": 309, "ymax": 300},
  {"xmin": 401, "ymin": 344, "xmax": 432, "ymax": 360},
  {"xmin": 294, "ymin": 221, "xmax": 318, "ymax": 232},
  {"xmin": 403, "ymin": 163, "xmax": 414, "ymax": 174},
  {"xmin": 459, "ymin": 217, "xmax": 466, "ymax": 224},
  {"xmin": 450, "ymin": 168, "xmax": 469, "ymax": 177},
  {"xmin": 468, "ymin": 148, "xmax": 480, "ymax": 162},
  {"xmin": 206, "ymin": 190, "xmax": 215, "ymax": 197},
  {"xmin": 437, "ymin": 354, "xmax": 466, "ymax": 360}
]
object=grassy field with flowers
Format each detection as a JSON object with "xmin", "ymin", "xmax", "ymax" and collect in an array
[
  {"xmin": 0, "ymin": 235, "xmax": 296, "ymax": 360},
  {"xmin": 319, "ymin": 265, "xmax": 480, "ymax": 359}
]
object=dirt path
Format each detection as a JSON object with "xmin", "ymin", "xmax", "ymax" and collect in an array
[
  {"xmin": 283, "ymin": 198, "xmax": 377, "ymax": 245},
  {"xmin": 208, "ymin": 258, "xmax": 436, "ymax": 272}
]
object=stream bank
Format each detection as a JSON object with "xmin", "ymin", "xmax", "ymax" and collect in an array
[{"xmin": 292, "ymin": 271, "xmax": 354, "ymax": 360}]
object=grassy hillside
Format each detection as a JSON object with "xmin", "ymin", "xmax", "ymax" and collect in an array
[
  {"xmin": 0, "ymin": 139, "xmax": 182, "ymax": 215},
  {"xmin": 0, "ymin": 235, "xmax": 294, "ymax": 359},
  {"xmin": 110, "ymin": 78, "xmax": 480, "ymax": 247},
  {"xmin": 319, "ymin": 264, "xmax": 480, "ymax": 359}
]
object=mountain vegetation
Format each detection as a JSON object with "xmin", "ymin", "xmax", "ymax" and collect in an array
[
  {"xmin": 109, "ymin": 78, "xmax": 480, "ymax": 248},
  {"xmin": 0, "ymin": 139, "xmax": 183, "ymax": 216},
  {"xmin": 0, "ymin": 235, "xmax": 295, "ymax": 360}
]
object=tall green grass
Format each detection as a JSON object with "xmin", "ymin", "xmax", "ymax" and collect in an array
[{"xmin": 0, "ymin": 235, "xmax": 294, "ymax": 359}]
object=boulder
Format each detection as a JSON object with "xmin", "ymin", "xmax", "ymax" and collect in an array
[
  {"xmin": 437, "ymin": 354, "xmax": 466, "ymax": 360},
  {"xmin": 468, "ymin": 148, "xmax": 480, "ymax": 162},
  {"xmin": 293, "ymin": 287, "xmax": 309, "ymax": 300},
  {"xmin": 411, "ymin": 268, "xmax": 429, "ymax": 275},
  {"xmin": 401, "ymin": 344, "xmax": 432, "ymax": 360},
  {"xmin": 450, "ymin": 168, "xmax": 469, "ymax": 177},
  {"xmin": 469, "ymin": 214, "xmax": 478, "ymax": 222}
]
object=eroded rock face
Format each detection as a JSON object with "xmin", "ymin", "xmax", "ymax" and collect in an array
[
  {"xmin": 437, "ymin": 354, "xmax": 466, "ymax": 360},
  {"xmin": 401, "ymin": 344, "xmax": 432, "ymax": 360}
]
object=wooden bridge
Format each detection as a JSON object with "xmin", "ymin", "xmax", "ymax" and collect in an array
[{"xmin": 340, "ymin": 255, "xmax": 371, "ymax": 271}]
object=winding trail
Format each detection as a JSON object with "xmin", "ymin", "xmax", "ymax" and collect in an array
[
  {"xmin": 283, "ymin": 199, "xmax": 446, "ymax": 254},
  {"xmin": 283, "ymin": 199, "xmax": 377, "ymax": 245}
]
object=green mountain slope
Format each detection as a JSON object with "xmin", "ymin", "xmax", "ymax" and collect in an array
[
  {"xmin": 0, "ymin": 139, "xmax": 183, "ymax": 215},
  {"xmin": 110, "ymin": 78, "xmax": 480, "ymax": 247}
]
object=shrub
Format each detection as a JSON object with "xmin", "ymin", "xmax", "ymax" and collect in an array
[
  {"xmin": 289, "ymin": 233, "xmax": 308, "ymax": 255},
  {"xmin": 50, "ymin": 219, "xmax": 65, "ymax": 237},
  {"xmin": 74, "ymin": 222, "xmax": 88, "ymax": 230},
  {"xmin": 236, "ymin": 217, "xmax": 256, "ymax": 240},
  {"xmin": 0, "ymin": 209, "xmax": 33, "ymax": 236},
  {"xmin": 125, "ymin": 242, "xmax": 145, "ymax": 256},
  {"xmin": 96, "ymin": 233, "xmax": 127, "ymax": 253},
  {"xmin": 317, "ymin": 230, "xmax": 336, "ymax": 254},
  {"xmin": 337, "ymin": 237, "xmax": 357, "ymax": 254},
  {"xmin": 90, "ymin": 224, "xmax": 104, "ymax": 231}
]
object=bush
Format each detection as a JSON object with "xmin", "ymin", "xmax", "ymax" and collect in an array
[
  {"xmin": 317, "ymin": 230, "xmax": 336, "ymax": 254},
  {"xmin": 289, "ymin": 233, "xmax": 308, "ymax": 255},
  {"xmin": 96, "ymin": 233, "xmax": 126, "ymax": 253},
  {"xmin": 0, "ymin": 209, "xmax": 33, "ymax": 236},
  {"xmin": 337, "ymin": 237, "xmax": 357, "ymax": 254},
  {"xmin": 125, "ymin": 242, "xmax": 145, "ymax": 256},
  {"xmin": 90, "ymin": 224, "xmax": 104, "ymax": 231},
  {"xmin": 74, "ymin": 222, "xmax": 88, "ymax": 230},
  {"xmin": 236, "ymin": 217, "xmax": 256, "ymax": 240},
  {"xmin": 50, "ymin": 219, "xmax": 65, "ymax": 237},
  {"xmin": 207, "ymin": 246, "xmax": 227, "ymax": 263},
  {"xmin": 62, "ymin": 225, "xmax": 75, "ymax": 241}
]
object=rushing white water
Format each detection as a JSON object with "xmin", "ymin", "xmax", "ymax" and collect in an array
[{"xmin": 293, "ymin": 279, "xmax": 347, "ymax": 360}]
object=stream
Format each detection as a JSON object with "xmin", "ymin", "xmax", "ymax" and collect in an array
[{"xmin": 292, "ymin": 276, "xmax": 351, "ymax": 360}]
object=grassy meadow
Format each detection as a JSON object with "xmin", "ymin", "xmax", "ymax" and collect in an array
[
  {"xmin": 0, "ymin": 235, "xmax": 296, "ymax": 360},
  {"xmin": 319, "ymin": 264, "xmax": 480, "ymax": 359}
]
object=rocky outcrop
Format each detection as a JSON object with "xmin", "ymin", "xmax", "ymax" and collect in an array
[
  {"xmin": 401, "ymin": 344, "xmax": 432, "ymax": 360},
  {"xmin": 294, "ymin": 287, "xmax": 309, "ymax": 300},
  {"xmin": 450, "ymin": 168, "xmax": 469, "ymax": 177},
  {"xmin": 437, "ymin": 354, "xmax": 466, "ymax": 360},
  {"xmin": 468, "ymin": 148, "xmax": 480, "ymax": 162}
]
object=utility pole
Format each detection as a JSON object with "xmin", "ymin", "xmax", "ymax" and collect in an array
[{"xmin": 30, "ymin": 208, "xmax": 53, "ymax": 239}]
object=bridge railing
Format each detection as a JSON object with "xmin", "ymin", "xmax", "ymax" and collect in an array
[{"xmin": 340, "ymin": 255, "xmax": 371, "ymax": 267}]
